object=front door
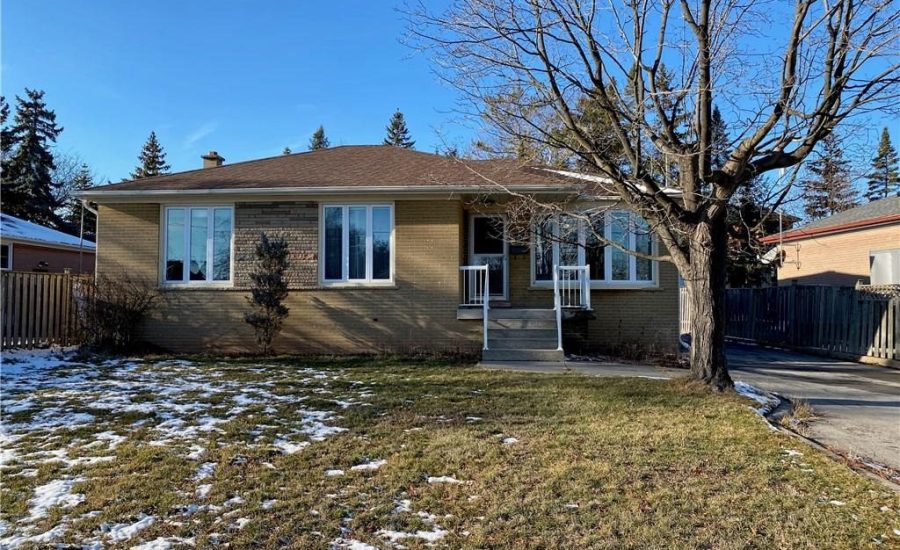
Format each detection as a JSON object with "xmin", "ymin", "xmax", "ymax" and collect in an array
[{"xmin": 469, "ymin": 214, "xmax": 508, "ymax": 301}]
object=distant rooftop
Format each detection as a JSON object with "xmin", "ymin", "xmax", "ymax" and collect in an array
[
  {"xmin": 1, "ymin": 214, "xmax": 96, "ymax": 250},
  {"xmin": 761, "ymin": 196, "xmax": 900, "ymax": 243}
]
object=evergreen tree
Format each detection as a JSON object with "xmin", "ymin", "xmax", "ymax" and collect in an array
[
  {"xmin": 282, "ymin": 146, "xmax": 292, "ymax": 155},
  {"xmin": 802, "ymin": 134, "xmax": 857, "ymax": 220},
  {"xmin": 383, "ymin": 110, "xmax": 415, "ymax": 148},
  {"xmin": 1, "ymin": 89, "xmax": 64, "ymax": 225},
  {"xmin": 0, "ymin": 96, "xmax": 11, "ymax": 182},
  {"xmin": 57, "ymin": 163, "xmax": 96, "ymax": 237},
  {"xmin": 244, "ymin": 233, "xmax": 290, "ymax": 354},
  {"xmin": 865, "ymin": 127, "xmax": 899, "ymax": 201},
  {"xmin": 130, "ymin": 131, "xmax": 170, "ymax": 179},
  {"xmin": 308, "ymin": 125, "xmax": 330, "ymax": 150}
]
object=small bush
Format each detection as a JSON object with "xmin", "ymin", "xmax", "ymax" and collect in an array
[
  {"xmin": 244, "ymin": 233, "xmax": 290, "ymax": 354},
  {"xmin": 79, "ymin": 274, "xmax": 164, "ymax": 349}
]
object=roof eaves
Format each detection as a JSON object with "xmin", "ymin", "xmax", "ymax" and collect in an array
[{"xmin": 759, "ymin": 213, "xmax": 900, "ymax": 244}]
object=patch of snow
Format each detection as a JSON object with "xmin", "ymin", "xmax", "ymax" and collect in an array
[
  {"xmin": 783, "ymin": 449, "xmax": 804, "ymax": 457},
  {"xmin": 465, "ymin": 416, "xmax": 482, "ymax": 422},
  {"xmin": 102, "ymin": 514, "xmax": 156, "ymax": 542},
  {"xmin": 233, "ymin": 517, "xmax": 251, "ymax": 529},
  {"xmin": 224, "ymin": 495, "xmax": 245, "ymax": 507},
  {"xmin": 27, "ymin": 477, "xmax": 86, "ymax": 521},
  {"xmin": 196, "ymin": 484, "xmax": 212, "ymax": 499},
  {"xmin": 350, "ymin": 459, "xmax": 386, "ymax": 472},
  {"xmin": 194, "ymin": 462, "xmax": 216, "ymax": 481},
  {"xmin": 427, "ymin": 475, "xmax": 465, "ymax": 485},
  {"xmin": 393, "ymin": 499, "xmax": 412, "ymax": 513},
  {"xmin": 829, "ymin": 500, "xmax": 846, "ymax": 506},
  {"xmin": 131, "ymin": 536, "xmax": 196, "ymax": 549},
  {"xmin": 734, "ymin": 381, "xmax": 781, "ymax": 416},
  {"xmin": 378, "ymin": 526, "xmax": 448, "ymax": 544},
  {"xmin": 563, "ymin": 503, "xmax": 579, "ymax": 509},
  {"xmin": 502, "ymin": 437, "xmax": 519, "ymax": 445},
  {"xmin": 274, "ymin": 438, "xmax": 310, "ymax": 454},
  {"xmin": 325, "ymin": 469, "xmax": 345, "ymax": 477},
  {"xmin": 261, "ymin": 499, "xmax": 277, "ymax": 510}
]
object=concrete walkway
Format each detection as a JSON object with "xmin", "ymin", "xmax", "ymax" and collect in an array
[{"xmin": 480, "ymin": 342, "xmax": 900, "ymax": 470}]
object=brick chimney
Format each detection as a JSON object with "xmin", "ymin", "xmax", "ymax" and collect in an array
[{"xmin": 201, "ymin": 150, "xmax": 225, "ymax": 168}]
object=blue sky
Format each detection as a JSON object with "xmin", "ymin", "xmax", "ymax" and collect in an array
[{"xmin": 3, "ymin": 0, "xmax": 467, "ymax": 182}]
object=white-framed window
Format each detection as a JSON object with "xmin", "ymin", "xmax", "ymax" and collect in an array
[
  {"xmin": 320, "ymin": 203, "xmax": 394, "ymax": 285},
  {"xmin": 0, "ymin": 243, "xmax": 11, "ymax": 271},
  {"xmin": 532, "ymin": 211, "xmax": 656, "ymax": 287},
  {"xmin": 162, "ymin": 206, "xmax": 234, "ymax": 285}
]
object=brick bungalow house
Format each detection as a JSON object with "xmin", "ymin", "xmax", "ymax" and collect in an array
[
  {"xmin": 80, "ymin": 146, "xmax": 679, "ymax": 359},
  {"xmin": 761, "ymin": 196, "xmax": 900, "ymax": 287},
  {"xmin": 1, "ymin": 214, "xmax": 96, "ymax": 274}
]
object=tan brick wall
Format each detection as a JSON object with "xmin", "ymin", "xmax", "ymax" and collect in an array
[
  {"xmin": 96, "ymin": 200, "xmax": 678, "ymax": 355},
  {"xmin": 776, "ymin": 224, "xmax": 900, "ymax": 286},
  {"xmin": 505, "ymin": 249, "xmax": 679, "ymax": 354},
  {"xmin": 7, "ymin": 243, "xmax": 95, "ymax": 274},
  {"xmin": 97, "ymin": 201, "xmax": 480, "ymax": 354}
]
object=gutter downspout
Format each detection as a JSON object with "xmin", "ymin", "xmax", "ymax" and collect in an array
[{"xmin": 79, "ymin": 200, "xmax": 99, "ymax": 275}]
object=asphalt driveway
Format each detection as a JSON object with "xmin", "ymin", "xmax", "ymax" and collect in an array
[
  {"xmin": 726, "ymin": 342, "xmax": 900, "ymax": 471},
  {"xmin": 482, "ymin": 343, "xmax": 900, "ymax": 470}
]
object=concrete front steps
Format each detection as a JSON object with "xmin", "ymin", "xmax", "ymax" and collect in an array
[{"xmin": 481, "ymin": 308, "xmax": 564, "ymax": 362}]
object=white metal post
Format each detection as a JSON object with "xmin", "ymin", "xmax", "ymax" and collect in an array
[
  {"xmin": 482, "ymin": 266, "xmax": 489, "ymax": 350},
  {"xmin": 584, "ymin": 264, "xmax": 591, "ymax": 310},
  {"xmin": 553, "ymin": 267, "xmax": 563, "ymax": 351}
]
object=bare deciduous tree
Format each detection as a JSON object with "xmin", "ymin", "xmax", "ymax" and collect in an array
[{"xmin": 409, "ymin": 0, "xmax": 899, "ymax": 389}]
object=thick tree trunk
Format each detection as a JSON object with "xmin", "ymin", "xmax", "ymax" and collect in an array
[{"xmin": 687, "ymin": 218, "xmax": 733, "ymax": 391}]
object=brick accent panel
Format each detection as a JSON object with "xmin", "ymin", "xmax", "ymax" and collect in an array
[{"xmin": 233, "ymin": 201, "xmax": 318, "ymax": 288}]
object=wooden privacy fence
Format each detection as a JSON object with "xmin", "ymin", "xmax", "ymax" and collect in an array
[
  {"xmin": 725, "ymin": 285, "xmax": 898, "ymax": 363},
  {"xmin": 1, "ymin": 271, "xmax": 92, "ymax": 349},
  {"xmin": 678, "ymin": 285, "xmax": 899, "ymax": 364}
]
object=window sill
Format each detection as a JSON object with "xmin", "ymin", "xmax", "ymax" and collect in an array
[
  {"xmin": 160, "ymin": 282, "xmax": 235, "ymax": 290},
  {"xmin": 318, "ymin": 282, "xmax": 398, "ymax": 289}
]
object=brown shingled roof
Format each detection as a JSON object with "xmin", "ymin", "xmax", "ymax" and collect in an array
[{"xmin": 85, "ymin": 145, "xmax": 578, "ymax": 194}]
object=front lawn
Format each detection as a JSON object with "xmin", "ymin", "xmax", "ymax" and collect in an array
[{"xmin": 1, "ymin": 350, "xmax": 897, "ymax": 548}]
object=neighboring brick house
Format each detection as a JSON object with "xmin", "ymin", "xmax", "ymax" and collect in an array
[
  {"xmin": 80, "ymin": 146, "xmax": 680, "ymax": 359},
  {"xmin": 761, "ymin": 196, "xmax": 900, "ymax": 286},
  {"xmin": 0, "ymin": 214, "xmax": 96, "ymax": 274}
]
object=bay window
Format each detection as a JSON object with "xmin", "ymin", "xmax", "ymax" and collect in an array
[
  {"xmin": 532, "ymin": 211, "xmax": 656, "ymax": 286},
  {"xmin": 163, "ymin": 206, "xmax": 233, "ymax": 284},
  {"xmin": 321, "ymin": 204, "xmax": 393, "ymax": 284}
]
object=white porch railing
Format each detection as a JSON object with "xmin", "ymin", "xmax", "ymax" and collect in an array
[
  {"xmin": 553, "ymin": 265, "xmax": 592, "ymax": 352},
  {"xmin": 460, "ymin": 265, "xmax": 490, "ymax": 350},
  {"xmin": 556, "ymin": 266, "xmax": 591, "ymax": 309}
]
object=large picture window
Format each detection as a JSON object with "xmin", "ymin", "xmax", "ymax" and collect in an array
[
  {"xmin": 163, "ymin": 206, "xmax": 233, "ymax": 284},
  {"xmin": 321, "ymin": 204, "xmax": 393, "ymax": 284},
  {"xmin": 532, "ymin": 211, "xmax": 656, "ymax": 286}
]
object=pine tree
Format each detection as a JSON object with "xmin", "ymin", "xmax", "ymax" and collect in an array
[
  {"xmin": 1, "ymin": 89, "xmax": 64, "ymax": 225},
  {"xmin": 130, "ymin": 131, "xmax": 170, "ymax": 179},
  {"xmin": 308, "ymin": 125, "xmax": 330, "ymax": 150},
  {"xmin": 58, "ymin": 163, "xmax": 96, "ymax": 237},
  {"xmin": 0, "ymin": 96, "xmax": 11, "ymax": 182},
  {"xmin": 865, "ymin": 127, "xmax": 899, "ymax": 201},
  {"xmin": 802, "ymin": 133, "xmax": 858, "ymax": 220},
  {"xmin": 383, "ymin": 110, "xmax": 415, "ymax": 148}
]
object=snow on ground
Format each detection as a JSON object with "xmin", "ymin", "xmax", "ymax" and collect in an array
[
  {"xmin": 0, "ymin": 347, "xmax": 376, "ymax": 549},
  {"xmin": 734, "ymin": 381, "xmax": 781, "ymax": 416},
  {"xmin": 350, "ymin": 459, "xmax": 387, "ymax": 472},
  {"xmin": 427, "ymin": 475, "xmax": 466, "ymax": 484}
]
